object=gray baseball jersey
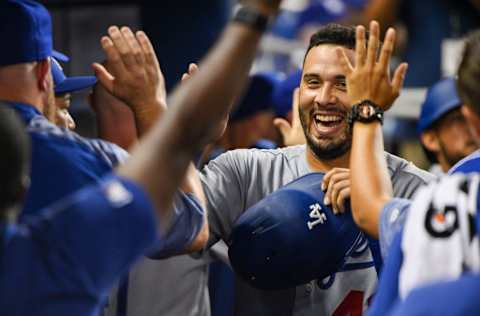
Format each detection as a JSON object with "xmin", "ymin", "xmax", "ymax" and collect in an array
[
  {"xmin": 103, "ymin": 253, "xmax": 213, "ymax": 316},
  {"xmin": 200, "ymin": 145, "xmax": 434, "ymax": 316}
]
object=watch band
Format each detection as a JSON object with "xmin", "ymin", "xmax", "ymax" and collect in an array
[
  {"xmin": 348, "ymin": 100, "xmax": 384, "ymax": 128},
  {"xmin": 232, "ymin": 6, "xmax": 271, "ymax": 32}
]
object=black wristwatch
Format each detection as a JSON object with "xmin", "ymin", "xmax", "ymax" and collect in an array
[
  {"xmin": 232, "ymin": 6, "xmax": 271, "ymax": 32},
  {"xmin": 348, "ymin": 100, "xmax": 384, "ymax": 127}
]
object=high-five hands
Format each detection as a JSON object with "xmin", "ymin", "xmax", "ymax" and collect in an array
[
  {"xmin": 336, "ymin": 21, "xmax": 408, "ymax": 110},
  {"xmin": 92, "ymin": 26, "xmax": 167, "ymax": 114}
]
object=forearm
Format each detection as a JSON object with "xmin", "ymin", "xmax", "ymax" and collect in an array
[
  {"xmin": 94, "ymin": 105, "xmax": 138, "ymax": 150},
  {"xmin": 350, "ymin": 121, "xmax": 393, "ymax": 238},
  {"xmin": 181, "ymin": 163, "xmax": 209, "ymax": 251},
  {"xmin": 341, "ymin": 22, "xmax": 407, "ymax": 238},
  {"xmin": 132, "ymin": 99, "xmax": 164, "ymax": 137},
  {"xmin": 118, "ymin": 22, "xmax": 264, "ymax": 228}
]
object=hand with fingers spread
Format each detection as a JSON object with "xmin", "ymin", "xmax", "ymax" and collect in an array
[
  {"xmin": 336, "ymin": 21, "xmax": 408, "ymax": 110},
  {"xmin": 273, "ymin": 88, "xmax": 306, "ymax": 146},
  {"xmin": 92, "ymin": 26, "xmax": 167, "ymax": 125},
  {"xmin": 322, "ymin": 168, "xmax": 351, "ymax": 214}
]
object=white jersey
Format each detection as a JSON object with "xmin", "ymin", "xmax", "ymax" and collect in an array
[{"xmin": 290, "ymin": 235, "xmax": 377, "ymax": 315}]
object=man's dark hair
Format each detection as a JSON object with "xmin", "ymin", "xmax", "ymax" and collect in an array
[
  {"xmin": 304, "ymin": 23, "xmax": 369, "ymax": 63},
  {"xmin": 457, "ymin": 30, "xmax": 480, "ymax": 115},
  {"xmin": 0, "ymin": 105, "xmax": 30, "ymax": 213}
]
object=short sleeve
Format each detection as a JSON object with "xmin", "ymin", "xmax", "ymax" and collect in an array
[
  {"xmin": 29, "ymin": 175, "xmax": 158, "ymax": 293},
  {"xmin": 147, "ymin": 192, "xmax": 205, "ymax": 259},
  {"xmin": 379, "ymin": 198, "xmax": 411, "ymax": 259},
  {"xmin": 88, "ymin": 138, "xmax": 130, "ymax": 166},
  {"xmin": 200, "ymin": 151, "xmax": 249, "ymax": 248}
]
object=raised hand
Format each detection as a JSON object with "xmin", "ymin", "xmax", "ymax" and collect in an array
[
  {"xmin": 273, "ymin": 88, "xmax": 306, "ymax": 146},
  {"xmin": 92, "ymin": 26, "xmax": 167, "ymax": 115},
  {"xmin": 336, "ymin": 21, "xmax": 408, "ymax": 110}
]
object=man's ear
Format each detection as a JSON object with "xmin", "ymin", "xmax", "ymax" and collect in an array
[
  {"xmin": 35, "ymin": 58, "xmax": 52, "ymax": 92},
  {"xmin": 420, "ymin": 130, "xmax": 440, "ymax": 153}
]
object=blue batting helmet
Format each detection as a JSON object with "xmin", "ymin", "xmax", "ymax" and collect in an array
[{"xmin": 228, "ymin": 173, "xmax": 362, "ymax": 290}]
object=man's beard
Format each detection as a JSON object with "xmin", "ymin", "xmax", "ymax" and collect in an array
[
  {"xmin": 299, "ymin": 107, "xmax": 351, "ymax": 161},
  {"xmin": 304, "ymin": 130, "xmax": 351, "ymax": 160}
]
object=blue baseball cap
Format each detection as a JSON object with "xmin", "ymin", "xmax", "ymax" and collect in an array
[
  {"xmin": 230, "ymin": 72, "xmax": 283, "ymax": 122},
  {"xmin": 272, "ymin": 69, "xmax": 302, "ymax": 118},
  {"xmin": 51, "ymin": 58, "xmax": 97, "ymax": 95},
  {"xmin": 228, "ymin": 173, "xmax": 362, "ymax": 290},
  {"xmin": 0, "ymin": 0, "xmax": 53, "ymax": 66},
  {"xmin": 417, "ymin": 77, "xmax": 463, "ymax": 134}
]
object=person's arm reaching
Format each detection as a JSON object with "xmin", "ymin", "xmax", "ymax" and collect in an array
[
  {"xmin": 336, "ymin": 21, "xmax": 408, "ymax": 238},
  {"xmin": 93, "ymin": 1, "xmax": 283, "ymax": 251}
]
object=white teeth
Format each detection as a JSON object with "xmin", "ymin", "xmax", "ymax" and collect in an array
[{"xmin": 314, "ymin": 114, "xmax": 342, "ymax": 123}]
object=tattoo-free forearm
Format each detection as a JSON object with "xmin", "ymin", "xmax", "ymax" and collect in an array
[{"xmin": 350, "ymin": 121, "xmax": 393, "ymax": 238}]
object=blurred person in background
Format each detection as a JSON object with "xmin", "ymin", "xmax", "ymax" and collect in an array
[
  {"xmin": 272, "ymin": 69, "xmax": 306, "ymax": 146},
  {"xmin": 224, "ymin": 72, "xmax": 282, "ymax": 149},
  {"xmin": 417, "ymin": 77, "xmax": 477, "ymax": 177},
  {"xmin": 198, "ymin": 72, "xmax": 282, "ymax": 166},
  {"xmin": 51, "ymin": 55, "xmax": 97, "ymax": 130}
]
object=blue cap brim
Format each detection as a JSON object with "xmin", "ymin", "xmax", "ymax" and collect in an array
[
  {"xmin": 52, "ymin": 50, "xmax": 69, "ymax": 62},
  {"xmin": 55, "ymin": 76, "xmax": 97, "ymax": 95}
]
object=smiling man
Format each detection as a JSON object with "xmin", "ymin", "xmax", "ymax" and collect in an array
[
  {"xmin": 300, "ymin": 45, "xmax": 351, "ymax": 162},
  {"xmin": 191, "ymin": 23, "xmax": 434, "ymax": 315}
]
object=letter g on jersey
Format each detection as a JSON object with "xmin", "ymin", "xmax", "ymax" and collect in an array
[{"xmin": 425, "ymin": 204, "xmax": 459, "ymax": 238}]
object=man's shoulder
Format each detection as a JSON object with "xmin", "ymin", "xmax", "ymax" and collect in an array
[
  {"xmin": 27, "ymin": 116, "xmax": 128, "ymax": 165},
  {"xmin": 385, "ymin": 152, "xmax": 435, "ymax": 184},
  {"xmin": 449, "ymin": 150, "xmax": 480, "ymax": 175}
]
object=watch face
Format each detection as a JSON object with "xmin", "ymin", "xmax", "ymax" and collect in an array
[{"xmin": 359, "ymin": 104, "xmax": 375, "ymax": 118}]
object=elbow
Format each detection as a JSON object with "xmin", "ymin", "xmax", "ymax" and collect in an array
[
  {"xmin": 351, "ymin": 204, "xmax": 375, "ymax": 236},
  {"xmin": 350, "ymin": 195, "xmax": 387, "ymax": 239},
  {"xmin": 185, "ymin": 221, "xmax": 209, "ymax": 252}
]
